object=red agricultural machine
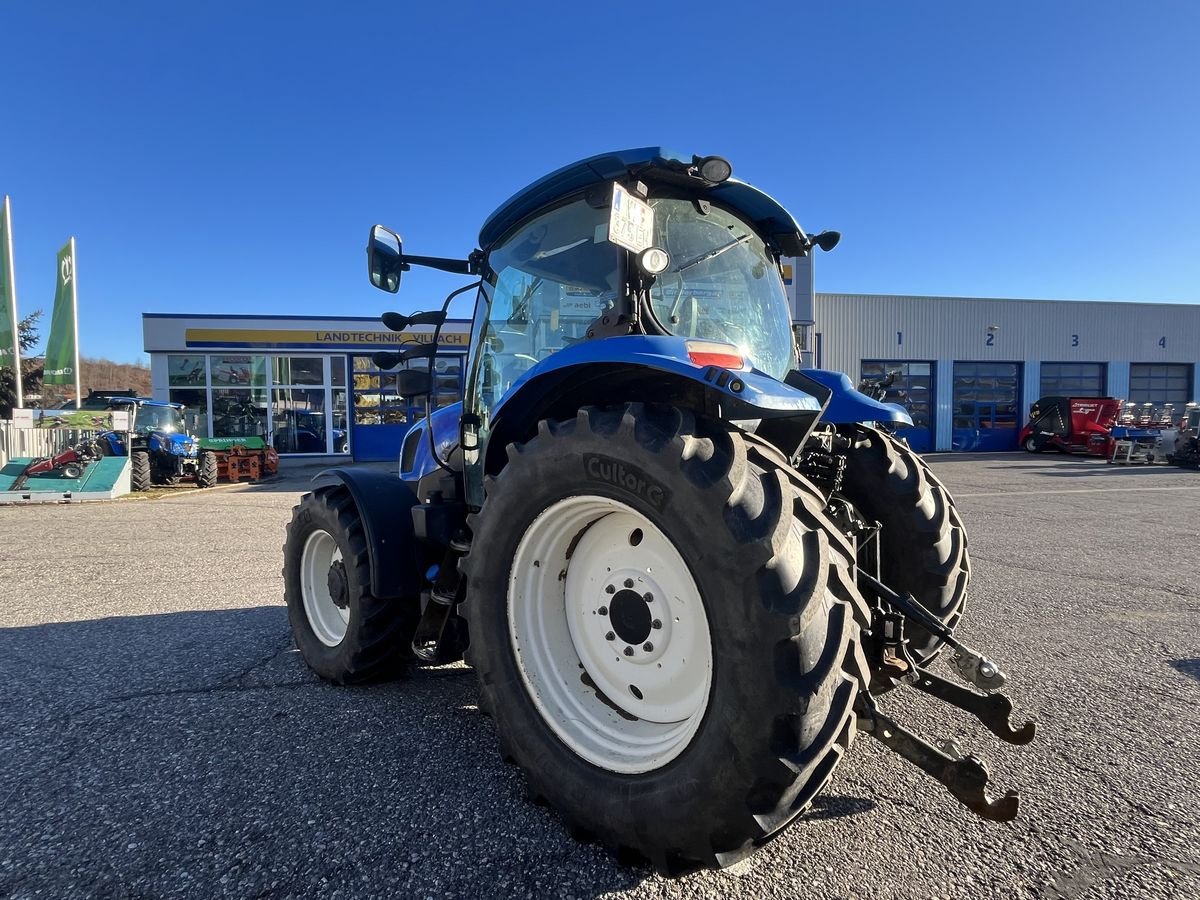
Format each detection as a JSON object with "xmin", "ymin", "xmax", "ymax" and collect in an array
[{"xmin": 1019, "ymin": 396, "xmax": 1121, "ymax": 456}]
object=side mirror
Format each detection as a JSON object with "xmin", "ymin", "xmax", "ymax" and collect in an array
[
  {"xmin": 812, "ymin": 230, "xmax": 841, "ymax": 252},
  {"xmin": 367, "ymin": 225, "xmax": 405, "ymax": 293},
  {"xmin": 396, "ymin": 370, "xmax": 433, "ymax": 398},
  {"xmin": 381, "ymin": 310, "xmax": 449, "ymax": 332}
]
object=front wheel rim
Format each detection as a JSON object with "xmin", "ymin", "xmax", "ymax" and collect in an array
[
  {"xmin": 508, "ymin": 495, "xmax": 713, "ymax": 775},
  {"xmin": 300, "ymin": 529, "xmax": 349, "ymax": 646}
]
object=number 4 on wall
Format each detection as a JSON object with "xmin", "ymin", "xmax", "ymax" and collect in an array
[{"xmin": 1159, "ymin": 336, "xmax": 1167, "ymax": 349}]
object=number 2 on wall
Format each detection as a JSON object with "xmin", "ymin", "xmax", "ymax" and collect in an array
[{"xmin": 985, "ymin": 333, "xmax": 995, "ymax": 347}]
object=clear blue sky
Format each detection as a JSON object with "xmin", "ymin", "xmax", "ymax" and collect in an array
[{"xmin": 3, "ymin": 1, "xmax": 1198, "ymax": 363}]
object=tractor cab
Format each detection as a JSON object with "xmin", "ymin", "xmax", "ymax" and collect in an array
[{"xmin": 365, "ymin": 148, "xmax": 888, "ymax": 504}]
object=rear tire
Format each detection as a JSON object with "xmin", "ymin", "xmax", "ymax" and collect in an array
[
  {"xmin": 282, "ymin": 486, "xmax": 419, "ymax": 684},
  {"xmin": 839, "ymin": 426, "xmax": 970, "ymax": 669},
  {"xmin": 197, "ymin": 450, "xmax": 218, "ymax": 488},
  {"xmin": 1023, "ymin": 435, "xmax": 1041, "ymax": 453},
  {"xmin": 463, "ymin": 404, "xmax": 870, "ymax": 872},
  {"xmin": 130, "ymin": 451, "xmax": 151, "ymax": 492}
]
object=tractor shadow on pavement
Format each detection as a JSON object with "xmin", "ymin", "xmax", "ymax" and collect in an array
[
  {"xmin": 988, "ymin": 459, "xmax": 1186, "ymax": 478},
  {"xmin": 1168, "ymin": 658, "xmax": 1200, "ymax": 683},
  {"xmin": 0, "ymin": 606, "xmax": 877, "ymax": 896}
]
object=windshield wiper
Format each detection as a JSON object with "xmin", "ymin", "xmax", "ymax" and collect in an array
[{"xmin": 671, "ymin": 233, "xmax": 752, "ymax": 274}]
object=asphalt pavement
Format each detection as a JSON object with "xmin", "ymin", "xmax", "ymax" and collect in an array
[{"xmin": 1, "ymin": 454, "xmax": 1198, "ymax": 899}]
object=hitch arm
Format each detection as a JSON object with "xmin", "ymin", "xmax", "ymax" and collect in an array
[
  {"xmin": 912, "ymin": 669, "xmax": 1036, "ymax": 746},
  {"xmin": 858, "ymin": 700, "xmax": 1020, "ymax": 822}
]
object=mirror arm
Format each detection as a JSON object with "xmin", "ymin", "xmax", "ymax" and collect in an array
[{"xmin": 401, "ymin": 253, "xmax": 484, "ymax": 276}]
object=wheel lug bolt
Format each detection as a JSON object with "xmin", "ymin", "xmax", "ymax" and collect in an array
[
  {"xmin": 651, "ymin": 619, "xmax": 662, "ymax": 629},
  {"xmin": 623, "ymin": 646, "xmax": 634, "ymax": 656},
  {"xmin": 605, "ymin": 585, "xmax": 615, "ymax": 595},
  {"xmin": 598, "ymin": 606, "xmax": 608, "ymax": 616},
  {"xmin": 624, "ymin": 578, "xmax": 634, "ymax": 588},
  {"xmin": 643, "ymin": 642, "xmax": 654, "ymax": 652},
  {"xmin": 643, "ymin": 592, "xmax": 653, "ymax": 603},
  {"xmin": 605, "ymin": 631, "xmax": 616, "ymax": 641}
]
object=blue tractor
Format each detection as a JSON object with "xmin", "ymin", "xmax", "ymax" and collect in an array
[
  {"xmin": 281, "ymin": 149, "xmax": 1032, "ymax": 872},
  {"xmin": 96, "ymin": 397, "xmax": 218, "ymax": 491}
]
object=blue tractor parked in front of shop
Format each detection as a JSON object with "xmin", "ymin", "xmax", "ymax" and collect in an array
[
  {"xmin": 96, "ymin": 397, "xmax": 218, "ymax": 491},
  {"xmin": 280, "ymin": 149, "xmax": 1032, "ymax": 874}
]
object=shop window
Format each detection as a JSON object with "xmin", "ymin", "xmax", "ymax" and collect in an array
[
  {"xmin": 273, "ymin": 387, "xmax": 329, "ymax": 453},
  {"xmin": 1040, "ymin": 362, "xmax": 1105, "ymax": 398},
  {"xmin": 272, "ymin": 357, "xmax": 325, "ymax": 386},
  {"xmin": 211, "ymin": 388, "xmax": 268, "ymax": 439},
  {"xmin": 332, "ymin": 389, "xmax": 349, "ymax": 453},
  {"xmin": 168, "ymin": 388, "xmax": 208, "ymax": 436},
  {"xmin": 210, "ymin": 355, "xmax": 266, "ymax": 387},
  {"xmin": 167, "ymin": 355, "xmax": 207, "ymax": 387},
  {"xmin": 1129, "ymin": 363, "xmax": 1192, "ymax": 405},
  {"xmin": 352, "ymin": 353, "xmax": 465, "ymax": 424},
  {"xmin": 433, "ymin": 356, "xmax": 464, "ymax": 410},
  {"xmin": 330, "ymin": 356, "xmax": 347, "ymax": 388}
]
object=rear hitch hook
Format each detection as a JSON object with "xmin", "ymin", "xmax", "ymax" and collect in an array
[{"xmin": 857, "ymin": 696, "xmax": 1021, "ymax": 823}]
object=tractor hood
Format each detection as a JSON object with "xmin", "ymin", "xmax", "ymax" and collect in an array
[
  {"xmin": 801, "ymin": 369, "xmax": 914, "ymax": 426},
  {"xmin": 148, "ymin": 431, "xmax": 199, "ymax": 458}
]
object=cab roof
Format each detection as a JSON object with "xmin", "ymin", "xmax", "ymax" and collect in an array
[
  {"xmin": 107, "ymin": 396, "xmax": 184, "ymax": 410},
  {"xmin": 478, "ymin": 147, "xmax": 806, "ymax": 254}
]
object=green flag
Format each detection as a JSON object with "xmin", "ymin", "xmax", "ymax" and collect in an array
[
  {"xmin": 44, "ymin": 240, "xmax": 78, "ymax": 385},
  {"xmin": 0, "ymin": 197, "xmax": 17, "ymax": 370}
]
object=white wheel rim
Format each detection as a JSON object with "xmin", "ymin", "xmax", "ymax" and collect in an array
[
  {"xmin": 508, "ymin": 495, "xmax": 713, "ymax": 774},
  {"xmin": 300, "ymin": 529, "xmax": 350, "ymax": 646}
]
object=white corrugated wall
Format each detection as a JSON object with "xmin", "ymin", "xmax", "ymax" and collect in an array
[{"xmin": 812, "ymin": 293, "xmax": 1200, "ymax": 450}]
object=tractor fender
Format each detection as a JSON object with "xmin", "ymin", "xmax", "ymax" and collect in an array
[
  {"xmin": 800, "ymin": 368, "xmax": 914, "ymax": 426},
  {"xmin": 496, "ymin": 335, "xmax": 823, "ymax": 420},
  {"xmin": 311, "ymin": 467, "xmax": 423, "ymax": 600},
  {"xmin": 482, "ymin": 335, "xmax": 824, "ymax": 473}
]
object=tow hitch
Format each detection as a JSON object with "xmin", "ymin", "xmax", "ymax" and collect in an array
[{"xmin": 856, "ymin": 569, "xmax": 1036, "ymax": 823}]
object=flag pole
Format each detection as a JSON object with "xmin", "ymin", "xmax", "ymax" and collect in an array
[
  {"xmin": 2, "ymin": 196, "xmax": 20, "ymax": 408},
  {"xmin": 69, "ymin": 237, "xmax": 81, "ymax": 408}
]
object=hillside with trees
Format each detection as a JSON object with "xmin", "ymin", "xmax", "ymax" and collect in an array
[{"xmin": 1, "ymin": 310, "xmax": 151, "ymax": 414}]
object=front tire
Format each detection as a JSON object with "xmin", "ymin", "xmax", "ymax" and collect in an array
[
  {"xmin": 130, "ymin": 451, "xmax": 151, "ymax": 492},
  {"xmin": 197, "ymin": 450, "xmax": 218, "ymax": 488},
  {"xmin": 463, "ymin": 404, "xmax": 870, "ymax": 872},
  {"xmin": 282, "ymin": 486, "xmax": 419, "ymax": 684},
  {"xmin": 839, "ymin": 426, "xmax": 970, "ymax": 668}
]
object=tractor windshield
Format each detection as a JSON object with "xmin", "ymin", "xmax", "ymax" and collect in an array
[
  {"xmin": 136, "ymin": 406, "xmax": 185, "ymax": 434},
  {"xmin": 469, "ymin": 189, "xmax": 797, "ymax": 414},
  {"xmin": 470, "ymin": 196, "xmax": 621, "ymax": 409},
  {"xmin": 646, "ymin": 198, "xmax": 796, "ymax": 380}
]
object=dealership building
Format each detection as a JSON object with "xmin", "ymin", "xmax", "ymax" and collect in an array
[{"xmin": 143, "ymin": 287, "xmax": 1200, "ymax": 460}]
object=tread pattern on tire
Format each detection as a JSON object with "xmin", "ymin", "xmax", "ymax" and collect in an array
[
  {"xmin": 130, "ymin": 451, "xmax": 151, "ymax": 492},
  {"xmin": 197, "ymin": 450, "xmax": 218, "ymax": 488},
  {"xmin": 282, "ymin": 485, "xmax": 417, "ymax": 685},
  {"xmin": 462, "ymin": 403, "xmax": 870, "ymax": 873},
  {"xmin": 839, "ymin": 426, "xmax": 970, "ymax": 664}
]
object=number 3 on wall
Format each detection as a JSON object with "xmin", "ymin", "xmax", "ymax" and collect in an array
[{"xmin": 1071, "ymin": 334, "xmax": 1079, "ymax": 347}]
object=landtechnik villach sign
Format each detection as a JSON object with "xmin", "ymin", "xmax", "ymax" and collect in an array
[{"xmin": 183, "ymin": 327, "xmax": 471, "ymax": 350}]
